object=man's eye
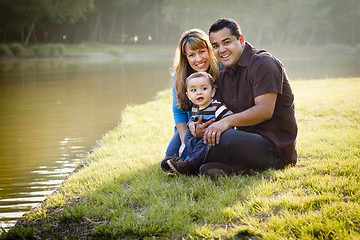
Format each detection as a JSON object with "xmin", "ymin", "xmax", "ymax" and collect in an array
[{"xmin": 212, "ymin": 44, "xmax": 218, "ymax": 49}]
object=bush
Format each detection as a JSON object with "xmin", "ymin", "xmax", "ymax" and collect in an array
[
  {"xmin": 48, "ymin": 44, "xmax": 58, "ymax": 57},
  {"xmin": 9, "ymin": 43, "xmax": 25, "ymax": 57},
  {"xmin": 107, "ymin": 48, "xmax": 124, "ymax": 57},
  {"xmin": 30, "ymin": 45, "xmax": 51, "ymax": 58},
  {"xmin": 48, "ymin": 44, "xmax": 65, "ymax": 57},
  {"xmin": 0, "ymin": 44, "xmax": 13, "ymax": 57},
  {"xmin": 56, "ymin": 44, "xmax": 65, "ymax": 56}
]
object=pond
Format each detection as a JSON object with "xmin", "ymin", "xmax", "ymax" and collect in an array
[
  {"xmin": 0, "ymin": 56, "xmax": 173, "ymax": 228},
  {"xmin": 0, "ymin": 53, "xmax": 359, "ymax": 228}
]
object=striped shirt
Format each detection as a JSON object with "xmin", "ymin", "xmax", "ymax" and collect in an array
[{"xmin": 189, "ymin": 99, "xmax": 233, "ymax": 123}]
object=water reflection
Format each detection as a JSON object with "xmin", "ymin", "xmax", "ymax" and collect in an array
[{"xmin": 0, "ymin": 57, "xmax": 173, "ymax": 227}]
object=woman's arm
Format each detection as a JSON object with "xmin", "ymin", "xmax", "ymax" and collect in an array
[{"xmin": 172, "ymin": 75, "xmax": 190, "ymax": 143}]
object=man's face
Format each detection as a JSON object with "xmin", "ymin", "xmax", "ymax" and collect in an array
[{"xmin": 209, "ymin": 27, "xmax": 244, "ymax": 68}]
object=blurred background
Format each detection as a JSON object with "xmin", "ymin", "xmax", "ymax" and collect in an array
[{"xmin": 0, "ymin": 0, "xmax": 359, "ymax": 49}]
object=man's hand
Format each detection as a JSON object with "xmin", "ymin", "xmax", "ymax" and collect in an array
[
  {"xmin": 203, "ymin": 119, "xmax": 230, "ymax": 146},
  {"xmin": 189, "ymin": 115, "xmax": 215, "ymax": 138}
]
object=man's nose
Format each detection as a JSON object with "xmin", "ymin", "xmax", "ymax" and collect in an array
[{"xmin": 219, "ymin": 44, "xmax": 226, "ymax": 52}]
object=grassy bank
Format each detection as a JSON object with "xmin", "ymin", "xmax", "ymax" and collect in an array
[{"xmin": 1, "ymin": 78, "xmax": 359, "ymax": 239}]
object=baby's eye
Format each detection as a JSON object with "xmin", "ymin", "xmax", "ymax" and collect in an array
[
  {"xmin": 202, "ymin": 87, "xmax": 208, "ymax": 91},
  {"xmin": 191, "ymin": 89, "xmax": 196, "ymax": 92}
]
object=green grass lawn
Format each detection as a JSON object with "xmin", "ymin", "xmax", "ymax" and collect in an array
[{"xmin": 2, "ymin": 78, "xmax": 359, "ymax": 239}]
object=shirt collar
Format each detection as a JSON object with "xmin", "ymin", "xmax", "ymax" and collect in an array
[{"xmin": 224, "ymin": 42, "xmax": 253, "ymax": 73}]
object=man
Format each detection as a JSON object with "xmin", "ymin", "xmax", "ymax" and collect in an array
[{"xmin": 192, "ymin": 18, "xmax": 298, "ymax": 176}]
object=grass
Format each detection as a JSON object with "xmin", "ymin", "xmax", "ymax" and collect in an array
[{"xmin": 1, "ymin": 77, "xmax": 359, "ymax": 239}]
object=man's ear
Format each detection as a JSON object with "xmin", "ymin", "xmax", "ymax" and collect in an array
[
  {"xmin": 240, "ymin": 34, "xmax": 245, "ymax": 43},
  {"xmin": 240, "ymin": 34, "xmax": 245, "ymax": 49}
]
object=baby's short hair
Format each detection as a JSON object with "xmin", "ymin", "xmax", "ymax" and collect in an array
[{"xmin": 185, "ymin": 72, "xmax": 215, "ymax": 89}]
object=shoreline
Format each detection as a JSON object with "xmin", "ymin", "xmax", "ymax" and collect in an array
[
  {"xmin": 0, "ymin": 52, "xmax": 174, "ymax": 62},
  {"xmin": 2, "ymin": 78, "xmax": 360, "ymax": 239}
]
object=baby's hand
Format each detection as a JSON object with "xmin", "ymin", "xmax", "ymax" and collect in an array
[{"xmin": 188, "ymin": 122, "xmax": 196, "ymax": 137}]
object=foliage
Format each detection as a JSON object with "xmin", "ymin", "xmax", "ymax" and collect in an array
[
  {"xmin": 0, "ymin": 226, "xmax": 36, "ymax": 240},
  {"xmin": 29, "ymin": 44, "xmax": 65, "ymax": 58},
  {"xmin": 8, "ymin": 43, "xmax": 25, "ymax": 57},
  {"xmin": 4, "ymin": 78, "xmax": 359, "ymax": 239},
  {"xmin": 0, "ymin": 0, "xmax": 359, "ymax": 47},
  {"xmin": 0, "ymin": 45, "xmax": 12, "ymax": 57}
]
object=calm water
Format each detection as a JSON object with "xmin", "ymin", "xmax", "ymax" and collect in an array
[
  {"xmin": 0, "ymin": 53, "xmax": 359, "ymax": 228},
  {"xmin": 0, "ymin": 56, "xmax": 173, "ymax": 227}
]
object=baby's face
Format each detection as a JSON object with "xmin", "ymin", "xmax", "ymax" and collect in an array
[{"xmin": 186, "ymin": 77, "xmax": 215, "ymax": 109}]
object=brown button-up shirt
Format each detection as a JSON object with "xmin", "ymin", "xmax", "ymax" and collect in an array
[{"xmin": 215, "ymin": 42, "xmax": 298, "ymax": 165}]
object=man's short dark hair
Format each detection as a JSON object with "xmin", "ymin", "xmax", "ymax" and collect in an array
[{"xmin": 209, "ymin": 18, "xmax": 241, "ymax": 40}]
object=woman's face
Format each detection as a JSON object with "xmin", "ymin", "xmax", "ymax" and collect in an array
[{"xmin": 184, "ymin": 43, "xmax": 210, "ymax": 72}]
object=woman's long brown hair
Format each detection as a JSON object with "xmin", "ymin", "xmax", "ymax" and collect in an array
[{"xmin": 172, "ymin": 29, "xmax": 219, "ymax": 111}]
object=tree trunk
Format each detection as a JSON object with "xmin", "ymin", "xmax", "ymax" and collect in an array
[
  {"xmin": 306, "ymin": 25, "xmax": 318, "ymax": 48},
  {"xmin": 153, "ymin": 0, "xmax": 159, "ymax": 44},
  {"xmin": 24, "ymin": 22, "xmax": 35, "ymax": 46},
  {"xmin": 89, "ymin": 13, "xmax": 101, "ymax": 42},
  {"xmin": 108, "ymin": 9, "xmax": 117, "ymax": 43},
  {"xmin": 121, "ymin": 8, "xmax": 125, "ymax": 42}
]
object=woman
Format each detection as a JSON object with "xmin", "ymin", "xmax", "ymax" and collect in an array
[{"xmin": 165, "ymin": 28, "xmax": 220, "ymax": 158}]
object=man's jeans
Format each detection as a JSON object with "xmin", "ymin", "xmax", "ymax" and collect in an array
[{"xmin": 204, "ymin": 129, "xmax": 287, "ymax": 170}]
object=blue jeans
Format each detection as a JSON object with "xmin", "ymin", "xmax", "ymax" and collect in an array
[
  {"xmin": 204, "ymin": 129, "xmax": 287, "ymax": 170},
  {"xmin": 179, "ymin": 136, "xmax": 210, "ymax": 170},
  {"xmin": 165, "ymin": 128, "xmax": 192, "ymax": 157}
]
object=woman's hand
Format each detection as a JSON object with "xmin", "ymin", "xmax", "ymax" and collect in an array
[{"xmin": 179, "ymin": 143, "xmax": 185, "ymax": 157}]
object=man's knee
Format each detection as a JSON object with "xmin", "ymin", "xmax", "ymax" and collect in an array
[{"xmin": 219, "ymin": 129, "xmax": 238, "ymax": 145}]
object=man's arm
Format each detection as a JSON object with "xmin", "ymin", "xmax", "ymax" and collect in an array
[{"xmin": 204, "ymin": 92, "xmax": 277, "ymax": 146}]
